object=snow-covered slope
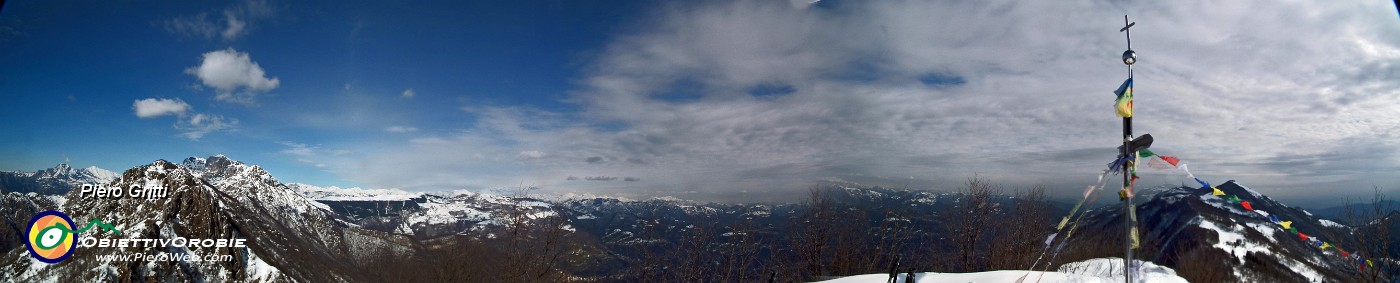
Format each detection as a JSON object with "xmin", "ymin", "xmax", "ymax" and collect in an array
[
  {"xmin": 817, "ymin": 258, "xmax": 1187, "ymax": 283},
  {"xmin": 80, "ymin": 166, "xmax": 120, "ymax": 183},
  {"xmin": 1064, "ymin": 180, "xmax": 1370, "ymax": 282}
]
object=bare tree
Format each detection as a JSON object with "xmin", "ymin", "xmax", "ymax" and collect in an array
[
  {"xmin": 791, "ymin": 186, "xmax": 837, "ymax": 279},
  {"xmin": 360, "ymin": 235, "xmax": 502, "ymax": 282},
  {"xmin": 950, "ymin": 177, "xmax": 1000, "ymax": 272},
  {"xmin": 865, "ymin": 207, "xmax": 916, "ymax": 273},
  {"xmin": 1343, "ymin": 186, "xmax": 1396, "ymax": 282},
  {"xmin": 989, "ymin": 185, "xmax": 1052, "ymax": 270},
  {"xmin": 628, "ymin": 201, "xmax": 672, "ymax": 282},
  {"xmin": 784, "ymin": 185, "xmax": 891, "ymax": 280},
  {"xmin": 496, "ymin": 186, "xmax": 571, "ymax": 282},
  {"xmin": 675, "ymin": 221, "xmax": 717, "ymax": 282},
  {"xmin": 717, "ymin": 217, "xmax": 767, "ymax": 281},
  {"xmin": 828, "ymin": 205, "xmax": 871, "ymax": 276}
]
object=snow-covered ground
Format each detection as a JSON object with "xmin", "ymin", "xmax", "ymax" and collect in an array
[
  {"xmin": 1319, "ymin": 219, "xmax": 1346, "ymax": 228},
  {"xmin": 81, "ymin": 166, "xmax": 120, "ymax": 182},
  {"xmin": 816, "ymin": 258, "xmax": 1187, "ymax": 283}
]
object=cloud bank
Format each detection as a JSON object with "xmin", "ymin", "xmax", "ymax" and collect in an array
[{"xmin": 336, "ymin": 0, "xmax": 1400, "ymax": 202}]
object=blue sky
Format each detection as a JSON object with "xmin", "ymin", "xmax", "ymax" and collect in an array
[
  {"xmin": 1, "ymin": 0, "xmax": 650, "ymax": 188},
  {"xmin": 3, "ymin": 0, "xmax": 1399, "ymax": 205}
]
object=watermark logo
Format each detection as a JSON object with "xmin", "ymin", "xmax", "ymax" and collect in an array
[{"xmin": 26, "ymin": 210, "xmax": 119, "ymax": 264}]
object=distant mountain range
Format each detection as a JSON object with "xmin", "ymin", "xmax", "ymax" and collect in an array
[
  {"xmin": 2, "ymin": 156, "xmax": 1395, "ymax": 282},
  {"xmin": 1308, "ymin": 200, "xmax": 1400, "ymax": 223},
  {"xmin": 0, "ymin": 163, "xmax": 118, "ymax": 195}
]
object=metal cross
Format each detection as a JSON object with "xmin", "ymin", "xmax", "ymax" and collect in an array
[{"xmin": 1120, "ymin": 15, "xmax": 1135, "ymax": 50}]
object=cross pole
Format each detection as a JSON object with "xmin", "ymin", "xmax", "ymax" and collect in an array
[{"xmin": 1119, "ymin": 14, "xmax": 1137, "ymax": 283}]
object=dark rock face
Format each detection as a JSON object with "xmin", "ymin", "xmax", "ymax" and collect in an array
[{"xmin": 0, "ymin": 193, "xmax": 52, "ymax": 262}]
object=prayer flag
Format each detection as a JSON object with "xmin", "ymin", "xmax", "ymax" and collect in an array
[
  {"xmin": 1114, "ymin": 78, "xmax": 1134, "ymax": 118},
  {"xmin": 1159, "ymin": 156, "xmax": 1180, "ymax": 166},
  {"xmin": 1138, "ymin": 149, "xmax": 1156, "ymax": 157}
]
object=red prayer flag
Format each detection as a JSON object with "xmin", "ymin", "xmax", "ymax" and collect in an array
[
  {"xmin": 1241, "ymin": 201, "xmax": 1254, "ymax": 211},
  {"xmin": 1342, "ymin": 250, "xmax": 1350, "ymax": 257},
  {"xmin": 1160, "ymin": 156, "xmax": 1180, "ymax": 166},
  {"xmin": 1299, "ymin": 232, "xmax": 1309, "ymax": 241}
]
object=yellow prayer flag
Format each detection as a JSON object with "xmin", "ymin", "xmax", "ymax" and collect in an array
[
  {"xmin": 1280, "ymin": 221, "xmax": 1293, "ymax": 229},
  {"xmin": 1130, "ymin": 227, "xmax": 1140, "ymax": 249}
]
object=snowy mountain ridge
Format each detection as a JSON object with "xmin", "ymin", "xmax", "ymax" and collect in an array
[
  {"xmin": 32, "ymin": 163, "xmax": 118, "ymax": 183},
  {"xmin": 288, "ymin": 183, "xmax": 422, "ymax": 201},
  {"xmin": 0, "ymin": 163, "xmax": 120, "ymax": 195}
]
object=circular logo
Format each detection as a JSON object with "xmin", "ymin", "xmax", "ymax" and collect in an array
[{"xmin": 26, "ymin": 210, "xmax": 76, "ymax": 264}]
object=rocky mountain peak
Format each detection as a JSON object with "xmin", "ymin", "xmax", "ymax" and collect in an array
[
  {"xmin": 181, "ymin": 156, "xmax": 207, "ymax": 171},
  {"xmin": 179, "ymin": 155, "xmax": 279, "ymax": 189},
  {"xmin": 35, "ymin": 163, "xmax": 75, "ymax": 179}
]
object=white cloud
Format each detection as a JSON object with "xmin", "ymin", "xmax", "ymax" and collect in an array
[
  {"xmin": 175, "ymin": 113, "xmax": 236, "ymax": 140},
  {"xmin": 385, "ymin": 126, "xmax": 419, "ymax": 133},
  {"xmin": 186, "ymin": 48, "xmax": 280, "ymax": 104},
  {"xmin": 518, "ymin": 150, "xmax": 547, "ymax": 159},
  {"xmin": 277, "ymin": 141, "xmax": 350, "ymax": 170},
  {"xmin": 221, "ymin": 11, "xmax": 246, "ymax": 41},
  {"xmin": 279, "ymin": 141, "xmax": 317, "ymax": 156},
  {"xmin": 161, "ymin": 0, "xmax": 275, "ymax": 41},
  {"xmin": 277, "ymin": 140, "xmax": 355, "ymax": 166},
  {"xmin": 132, "ymin": 97, "xmax": 236, "ymax": 140},
  {"xmin": 401, "ymin": 89, "xmax": 416, "ymax": 98},
  {"xmin": 132, "ymin": 98, "xmax": 191, "ymax": 118},
  {"xmin": 161, "ymin": 13, "xmax": 220, "ymax": 40}
]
